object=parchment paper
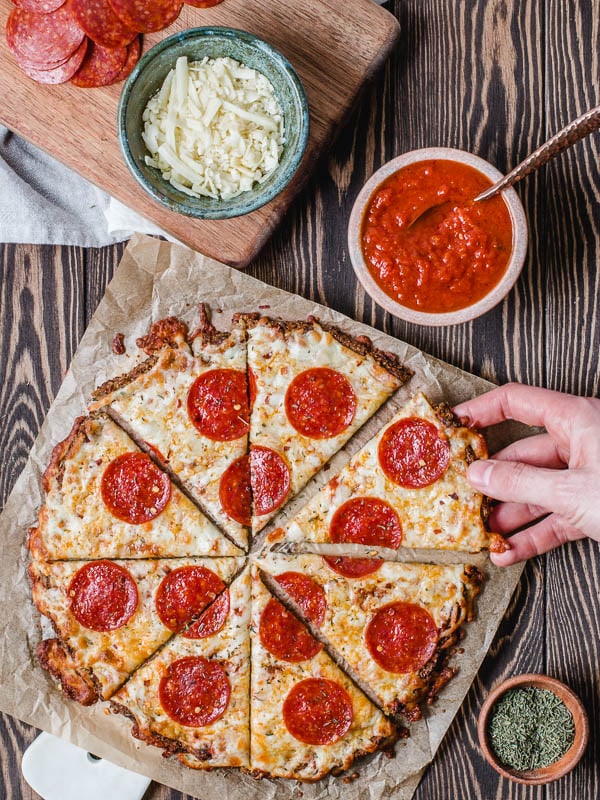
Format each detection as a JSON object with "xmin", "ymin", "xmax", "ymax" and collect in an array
[{"xmin": 0, "ymin": 233, "xmax": 527, "ymax": 800}]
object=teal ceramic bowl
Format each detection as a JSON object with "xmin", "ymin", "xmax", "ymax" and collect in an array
[{"xmin": 118, "ymin": 27, "xmax": 309, "ymax": 219}]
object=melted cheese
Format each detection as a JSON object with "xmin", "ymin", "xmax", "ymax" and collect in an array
[
  {"xmin": 31, "ymin": 556, "xmax": 243, "ymax": 699},
  {"xmin": 271, "ymin": 392, "xmax": 490, "ymax": 552},
  {"xmin": 112, "ymin": 568, "xmax": 250, "ymax": 769},
  {"xmin": 33, "ymin": 414, "xmax": 241, "ymax": 560},
  {"xmin": 143, "ymin": 56, "xmax": 284, "ymax": 200},
  {"xmin": 258, "ymin": 552, "xmax": 476, "ymax": 715},
  {"xmin": 249, "ymin": 564, "xmax": 394, "ymax": 780},
  {"xmin": 248, "ymin": 318, "xmax": 402, "ymax": 533}
]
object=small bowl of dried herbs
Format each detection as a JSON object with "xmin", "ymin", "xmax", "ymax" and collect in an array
[{"xmin": 477, "ymin": 674, "xmax": 589, "ymax": 784}]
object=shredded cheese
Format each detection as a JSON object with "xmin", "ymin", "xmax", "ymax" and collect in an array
[{"xmin": 142, "ymin": 56, "xmax": 285, "ymax": 201}]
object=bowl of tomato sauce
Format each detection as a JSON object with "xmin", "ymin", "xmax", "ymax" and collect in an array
[{"xmin": 347, "ymin": 148, "xmax": 528, "ymax": 325}]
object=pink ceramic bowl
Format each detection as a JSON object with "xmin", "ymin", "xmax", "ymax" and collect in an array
[{"xmin": 347, "ymin": 147, "xmax": 528, "ymax": 326}]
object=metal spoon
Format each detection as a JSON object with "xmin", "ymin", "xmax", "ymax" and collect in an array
[{"xmin": 474, "ymin": 102, "xmax": 600, "ymax": 201}]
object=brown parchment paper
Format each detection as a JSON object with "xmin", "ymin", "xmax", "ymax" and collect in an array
[{"xmin": 0, "ymin": 233, "xmax": 528, "ymax": 800}]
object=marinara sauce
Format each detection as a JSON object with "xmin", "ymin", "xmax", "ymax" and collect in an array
[{"xmin": 361, "ymin": 159, "xmax": 513, "ymax": 313}]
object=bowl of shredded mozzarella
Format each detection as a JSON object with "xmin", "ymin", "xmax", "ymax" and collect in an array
[{"xmin": 118, "ymin": 27, "xmax": 309, "ymax": 219}]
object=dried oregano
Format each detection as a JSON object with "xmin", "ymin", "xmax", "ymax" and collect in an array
[{"xmin": 487, "ymin": 686, "xmax": 575, "ymax": 771}]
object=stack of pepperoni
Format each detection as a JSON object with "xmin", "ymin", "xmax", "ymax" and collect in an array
[
  {"xmin": 27, "ymin": 307, "xmax": 498, "ymax": 782},
  {"xmin": 5, "ymin": 0, "xmax": 223, "ymax": 87}
]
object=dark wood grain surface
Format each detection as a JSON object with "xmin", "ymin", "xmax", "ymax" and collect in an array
[{"xmin": 1, "ymin": 0, "xmax": 599, "ymax": 797}]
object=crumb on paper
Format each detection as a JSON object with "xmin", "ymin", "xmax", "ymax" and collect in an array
[{"xmin": 112, "ymin": 333, "xmax": 126, "ymax": 355}]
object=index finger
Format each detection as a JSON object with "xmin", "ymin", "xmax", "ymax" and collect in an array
[{"xmin": 453, "ymin": 383, "xmax": 590, "ymax": 440}]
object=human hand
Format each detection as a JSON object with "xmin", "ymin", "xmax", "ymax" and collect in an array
[{"xmin": 453, "ymin": 383, "xmax": 600, "ymax": 566}]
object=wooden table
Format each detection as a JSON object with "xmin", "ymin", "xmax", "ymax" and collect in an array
[{"xmin": 1, "ymin": 1, "xmax": 599, "ymax": 797}]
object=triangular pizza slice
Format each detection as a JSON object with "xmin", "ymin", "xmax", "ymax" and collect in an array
[
  {"xmin": 90, "ymin": 312, "xmax": 250, "ymax": 550},
  {"xmin": 268, "ymin": 392, "xmax": 504, "ymax": 554},
  {"xmin": 111, "ymin": 567, "xmax": 250, "ymax": 770},
  {"xmin": 250, "ymin": 563, "xmax": 396, "ymax": 781},
  {"xmin": 30, "ymin": 556, "xmax": 243, "ymax": 702},
  {"xmin": 29, "ymin": 412, "xmax": 243, "ymax": 561},
  {"xmin": 245, "ymin": 315, "xmax": 411, "ymax": 534},
  {"xmin": 258, "ymin": 552, "xmax": 482, "ymax": 721}
]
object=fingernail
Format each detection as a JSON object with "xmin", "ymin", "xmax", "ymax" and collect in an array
[
  {"xmin": 490, "ymin": 550, "xmax": 515, "ymax": 567},
  {"xmin": 468, "ymin": 459, "xmax": 494, "ymax": 488},
  {"xmin": 452, "ymin": 405, "xmax": 471, "ymax": 425}
]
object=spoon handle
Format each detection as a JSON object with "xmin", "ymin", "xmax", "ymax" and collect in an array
[{"xmin": 475, "ymin": 103, "xmax": 600, "ymax": 202}]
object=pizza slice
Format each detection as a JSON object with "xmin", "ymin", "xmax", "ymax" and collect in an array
[
  {"xmin": 90, "ymin": 310, "xmax": 249, "ymax": 550},
  {"xmin": 268, "ymin": 392, "xmax": 505, "ymax": 554},
  {"xmin": 29, "ymin": 412, "xmax": 243, "ymax": 561},
  {"xmin": 245, "ymin": 315, "xmax": 411, "ymax": 534},
  {"xmin": 30, "ymin": 555, "xmax": 243, "ymax": 702},
  {"xmin": 250, "ymin": 563, "xmax": 396, "ymax": 781},
  {"xmin": 111, "ymin": 567, "xmax": 250, "ymax": 770},
  {"xmin": 257, "ymin": 552, "xmax": 482, "ymax": 721}
]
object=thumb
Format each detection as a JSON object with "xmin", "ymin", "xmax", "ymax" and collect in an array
[{"xmin": 467, "ymin": 459, "xmax": 568, "ymax": 513}]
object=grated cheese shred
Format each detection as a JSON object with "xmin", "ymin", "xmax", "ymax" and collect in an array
[{"xmin": 142, "ymin": 55, "xmax": 285, "ymax": 201}]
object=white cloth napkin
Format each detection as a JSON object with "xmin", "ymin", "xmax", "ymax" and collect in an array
[{"xmin": 0, "ymin": 126, "xmax": 168, "ymax": 247}]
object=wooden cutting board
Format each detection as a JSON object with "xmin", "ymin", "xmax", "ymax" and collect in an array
[{"xmin": 0, "ymin": 0, "xmax": 399, "ymax": 267}]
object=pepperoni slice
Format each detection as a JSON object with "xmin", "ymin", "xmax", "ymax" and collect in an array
[
  {"xmin": 251, "ymin": 446, "xmax": 290, "ymax": 516},
  {"xmin": 70, "ymin": 40, "xmax": 127, "ymax": 86},
  {"xmin": 19, "ymin": 37, "xmax": 87, "ymax": 84},
  {"xmin": 185, "ymin": 0, "xmax": 223, "ymax": 6},
  {"xmin": 6, "ymin": 4, "xmax": 85, "ymax": 68},
  {"xmin": 155, "ymin": 565, "xmax": 225, "ymax": 632},
  {"xmin": 13, "ymin": 0, "xmax": 66, "ymax": 14},
  {"xmin": 107, "ymin": 0, "xmax": 182, "ymax": 33},
  {"xmin": 187, "ymin": 369, "xmax": 249, "ymax": 442},
  {"xmin": 378, "ymin": 417, "xmax": 451, "ymax": 488},
  {"xmin": 275, "ymin": 572, "xmax": 327, "ymax": 626},
  {"xmin": 365, "ymin": 602, "xmax": 438, "ymax": 674},
  {"xmin": 69, "ymin": 561, "xmax": 138, "ymax": 631},
  {"xmin": 101, "ymin": 452, "xmax": 171, "ymax": 524},
  {"xmin": 159, "ymin": 656, "xmax": 230, "ymax": 727},
  {"xmin": 323, "ymin": 497, "xmax": 403, "ymax": 577},
  {"xmin": 259, "ymin": 599, "xmax": 321, "ymax": 663},
  {"xmin": 111, "ymin": 33, "xmax": 140, "ymax": 83},
  {"xmin": 285, "ymin": 367, "xmax": 357, "ymax": 439},
  {"xmin": 72, "ymin": 0, "xmax": 136, "ymax": 49},
  {"xmin": 247, "ymin": 366, "xmax": 257, "ymax": 411},
  {"xmin": 184, "ymin": 590, "xmax": 229, "ymax": 640},
  {"xmin": 283, "ymin": 678, "xmax": 354, "ymax": 745},
  {"xmin": 219, "ymin": 454, "xmax": 251, "ymax": 526}
]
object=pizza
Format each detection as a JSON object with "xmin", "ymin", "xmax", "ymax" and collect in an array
[
  {"xmin": 29, "ymin": 411, "xmax": 242, "ymax": 561},
  {"xmin": 268, "ymin": 392, "xmax": 506, "ymax": 557},
  {"xmin": 245, "ymin": 314, "xmax": 412, "ymax": 533},
  {"xmin": 90, "ymin": 311, "xmax": 250, "ymax": 550},
  {"xmin": 257, "ymin": 552, "xmax": 483, "ymax": 720},
  {"xmin": 249, "ymin": 563, "xmax": 396, "ymax": 780},
  {"xmin": 28, "ymin": 305, "xmax": 496, "ymax": 782},
  {"xmin": 30, "ymin": 556, "xmax": 242, "ymax": 701}
]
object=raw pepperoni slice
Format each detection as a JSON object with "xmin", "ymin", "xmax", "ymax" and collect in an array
[
  {"xmin": 275, "ymin": 572, "xmax": 327, "ymax": 627},
  {"xmin": 101, "ymin": 452, "xmax": 171, "ymax": 524},
  {"xmin": 184, "ymin": 590, "xmax": 229, "ymax": 640},
  {"xmin": 260, "ymin": 597, "xmax": 322, "ymax": 662},
  {"xmin": 111, "ymin": 33, "xmax": 140, "ymax": 83},
  {"xmin": 159, "ymin": 656, "xmax": 230, "ymax": 727},
  {"xmin": 378, "ymin": 417, "xmax": 451, "ymax": 488},
  {"xmin": 251, "ymin": 446, "xmax": 290, "ymax": 516},
  {"xmin": 219, "ymin": 454, "xmax": 251, "ymax": 526},
  {"xmin": 155, "ymin": 565, "xmax": 225, "ymax": 632},
  {"xmin": 283, "ymin": 678, "xmax": 354, "ymax": 745},
  {"xmin": 107, "ymin": 0, "xmax": 182, "ymax": 34},
  {"xmin": 6, "ymin": 4, "xmax": 85, "ymax": 68},
  {"xmin": 187, "ymin": 368, "xmax": 249, "ymax": 442},
  {"xmin": 323, "ymin": 497, "xmax": 403, "ymax": 578},
  {"xmin": 13, "ymin": 0, "xmax": 66, "ymax": 14},
  {"xmin": 20, "ymin": 37, "xmax": 87, "ymax": 84},
  {"xmin": 69, "ymin": 561, "xmax": 138, "ymax": 632},
  {"xmin": 365, "ymin": 601, "xmax": 438, "ymax": 674},
  {"xmin": 285, "ymin": 367, "xmax": 357, "ymax": 439},
  {"xmin": 70, "ymin": 40, "xmax": 127, "ymax": 86},
  {"xmin": 72, "ymin": 0, "xmax": 136, "ymax": 49}
]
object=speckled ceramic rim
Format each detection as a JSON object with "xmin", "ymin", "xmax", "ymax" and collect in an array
[
  {"xmin": 477, "ymin": 674, "xmax": 590, "ymax": 785},
  {"xmin": 347, "ymin": 147, "xmax": 529, "ymax": 326},
  {"xmin": 117, "ymin": 27, "xmax": 309, "ymax": 220}
]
